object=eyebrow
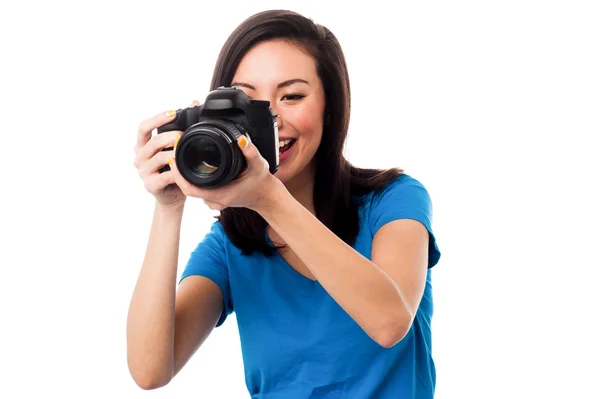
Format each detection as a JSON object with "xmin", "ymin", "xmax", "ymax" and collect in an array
[{"xmin": 230, "ymin": 78, "xmax": 309, "ymax": 90}]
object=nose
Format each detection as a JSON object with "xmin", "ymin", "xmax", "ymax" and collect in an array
[{"xmin": 275, "ymin": 114, "xmax": 283, "ymax": 129}]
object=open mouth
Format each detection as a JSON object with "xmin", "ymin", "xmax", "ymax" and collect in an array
[{"xmin": 279, "ymin": 138, "xmax": 297, "ymax": 155}]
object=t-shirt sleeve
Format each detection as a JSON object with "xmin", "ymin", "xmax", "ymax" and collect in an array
[
  {"xmin": 178, "ymin": 222, "xmax": 233, "ymax": 327},
  {"xmin": 369, "ymin": 175, "xmax": 442, "ymax": 268}
]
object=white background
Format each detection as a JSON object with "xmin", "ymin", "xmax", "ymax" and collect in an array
[{"xmin": 1, "ymin": 0, "xmax": 599, "ymax": 398}]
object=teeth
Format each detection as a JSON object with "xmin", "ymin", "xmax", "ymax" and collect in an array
[{"xmin": 279, "ymin": 139, "xmax": 293, "ymax": 148}]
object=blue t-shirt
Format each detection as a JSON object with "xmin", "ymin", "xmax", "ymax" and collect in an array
[{"xmin": 179, "ymin": 173, "xmax": 442, "ymax": 398}]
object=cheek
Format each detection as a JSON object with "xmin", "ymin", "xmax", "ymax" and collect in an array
[{"xmin": 288, "ymin": 105, "xmax": 323, "ymax": 147}]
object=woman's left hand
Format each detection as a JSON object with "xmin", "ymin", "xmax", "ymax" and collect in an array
[{"xmin": 169, "ymin": 135, "xmax": 283, "ymax": 212}]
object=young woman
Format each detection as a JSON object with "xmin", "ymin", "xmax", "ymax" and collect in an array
[{"xmin": 128, "ymin": 9, "xmax": 442, "ymax": 398}]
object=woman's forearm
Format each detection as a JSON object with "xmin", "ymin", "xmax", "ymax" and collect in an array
[
  {"xmin": 126, "ymin": 202, "xmax": 184, "ymax": 388},
  {"xmin": 255, "ymin": 183, "xmax": 410, "ymax": 347}
]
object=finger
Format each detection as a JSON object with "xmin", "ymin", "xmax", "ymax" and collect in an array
[
  {"xmin": 138, "ymin": 149, "xmax": 174, "ymax": 178},
  {"xmin": 169, "ymin": 154, "xmax": 195, "ymax": 195},
  {"xmin": 134, "ymin": 131, "xmax": 180, "ymax": 169},
  {"xmin": 143, "ymin": 169, "xmax": 176, "ymax": 194},
  {"xmin": 136, "ymin": 109, "xmax": 178, "ymax": 150},
  {"xmin": 135, "ymin": 131, "xmax": 179, "ymax": 166},
  {"xmin": 237, "ymin": 135, "xmax": 266, "ymax": 170}
]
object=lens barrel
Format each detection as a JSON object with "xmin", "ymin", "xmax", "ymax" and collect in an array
[{"xmin": 175, "ymin": 120, "xmax": 247, "ymax": 188}]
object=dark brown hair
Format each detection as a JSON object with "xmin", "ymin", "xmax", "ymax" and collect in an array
[{"xmin": 210, "ymin": 10, "xmax": 403, "ymax": 256}]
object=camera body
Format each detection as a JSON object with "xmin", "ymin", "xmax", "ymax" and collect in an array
[{"xmin": 157, "ymin": 86, "xmax": 279, "ymax": 188}]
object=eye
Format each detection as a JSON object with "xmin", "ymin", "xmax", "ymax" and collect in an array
[{"xmin": 281, "ymin": 94, "xmax": 305, "ymax": 101}]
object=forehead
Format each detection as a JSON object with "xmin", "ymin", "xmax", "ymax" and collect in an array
[{"xmin": 233, "ymin": 39, "xmax": 318, "ymax": 87}]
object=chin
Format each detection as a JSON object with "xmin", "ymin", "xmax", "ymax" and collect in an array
[
  {"xmin": 274, "ymin": 160, "xmax": 316, "ymax": 188},
  {"xmin": 273, "ymin": 136, "xmax": 319, "ymax": 186}
]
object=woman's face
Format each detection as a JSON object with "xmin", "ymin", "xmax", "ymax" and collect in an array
[{"xmin": 231, "ymin": 39, "xmax": 326, "ymax": 185}]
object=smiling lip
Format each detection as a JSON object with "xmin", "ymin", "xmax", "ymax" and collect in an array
[{"xmin": 279, "ymin": 139, "xmax": 296, "ymax": 163}]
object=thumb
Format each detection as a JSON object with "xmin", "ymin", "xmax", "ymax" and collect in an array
[{"xmin": 237, "ymin": 135, "xmax": 264, "ymax": 168}]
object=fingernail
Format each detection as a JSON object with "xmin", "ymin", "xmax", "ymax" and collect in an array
[
  {"xmin": 238, "ymin": 136, "xmax": 249, "ymax": 148},
  {"xmin": 166, "ymin": 110, "xmax": 176, "ymax": 117},
  {"xmin": 173, "ymin": 134, "xmax": 181, "ymax": 149}
]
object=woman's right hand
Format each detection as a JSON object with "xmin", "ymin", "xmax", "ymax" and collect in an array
[{"xmin": 133, "ymin": 100, "xmax": 199, "ymax": 210}]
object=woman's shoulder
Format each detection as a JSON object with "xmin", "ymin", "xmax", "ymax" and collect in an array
[
  {"xmin": 379, "ymin": 172, "xmax": 425, "ymax": 192},
  {"xmin": 354, "ymin": 171, "xmax": 436, "ymax": 230}
]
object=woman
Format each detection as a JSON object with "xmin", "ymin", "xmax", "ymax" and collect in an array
[{"xmin": 127, "ymin": 9, "xmax": 442, "ymax": 398}]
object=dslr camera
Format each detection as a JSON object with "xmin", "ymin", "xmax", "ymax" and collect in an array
[{"xmin": 157, "ymin": 86, "xmax": 279, "ymax": 188}]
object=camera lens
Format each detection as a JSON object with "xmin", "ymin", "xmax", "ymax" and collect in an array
[
  {"xmin": 184, "ymin": 138, "xmax": 221, "ymax": 176},
  {"xmin": 175, "ymin": 119, "xmax": 247, "ymax": 188}
]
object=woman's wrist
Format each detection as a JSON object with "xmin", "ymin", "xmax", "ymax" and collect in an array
[
  {"xmin": 250, "ymin": 176, "xmax": 288, "ymax": 216},
  {"xmin": 155, "ymin": 199, "xmax": 186, "ymax": 216}
]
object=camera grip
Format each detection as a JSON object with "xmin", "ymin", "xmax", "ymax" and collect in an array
[
  {"xmin": 157, "ymin": 122, "xmax": 180, "ymax": 134},
  {"xmin": 157, "ymin": 121, "xmax": 177, "ymax": 174},
  {"xmin": 158, "ymin": 147, "xmax": 173, "ymax": 174},
  {"xmin": 156, "ymin": 114, "xmax": 184, "ymax": 173}
]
